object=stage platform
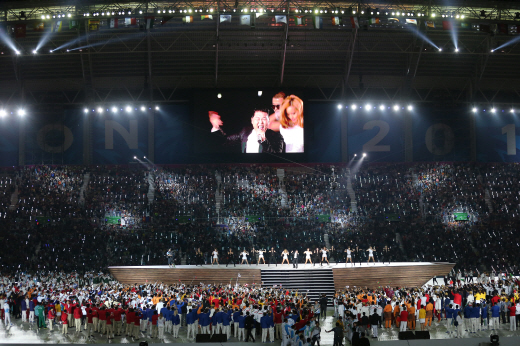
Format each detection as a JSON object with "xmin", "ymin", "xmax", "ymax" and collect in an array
[{"xmin": 109, "ymin": 262, "xmax": 454, "ymax": 290}]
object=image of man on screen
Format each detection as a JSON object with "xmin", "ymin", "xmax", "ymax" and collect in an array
[{"xmin": 209, "ymin": 109, "xmax": 285, "ymax": 153}]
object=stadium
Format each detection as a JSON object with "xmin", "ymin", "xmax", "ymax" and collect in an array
[{"xmin": 1, "ymin": 0, "xmax": 520, "ymax": 345}]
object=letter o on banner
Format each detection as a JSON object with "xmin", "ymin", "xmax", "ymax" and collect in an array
[
  {"xmin": 37, "ymin": 124, "xmax": 74, "ymax": 153},
  {"xmin": 425, "ymin": 123, "xmax": 454, "ymax": 156}
]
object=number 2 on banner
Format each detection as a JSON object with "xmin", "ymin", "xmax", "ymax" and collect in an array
[
  {"xmin": 502, "ymin": 124, "xmax": 516, "ymax": 155},
  {"xmin": 362, "ymin": 120, "xmax": 390, "ymax": 152}
]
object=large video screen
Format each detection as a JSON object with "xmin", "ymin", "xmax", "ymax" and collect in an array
[{"xmin": 193, "ymin": 90, "xmax": 304, "ymax": 154}]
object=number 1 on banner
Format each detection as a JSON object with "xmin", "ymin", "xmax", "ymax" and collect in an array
[{"xmin": 502, "ymin": 124, "xmax": 516, "ymax": 155}]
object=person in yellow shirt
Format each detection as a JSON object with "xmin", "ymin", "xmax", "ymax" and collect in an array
[{"xmin": 419, "ymin": 306, "xmax": 426, "ymax": 331}]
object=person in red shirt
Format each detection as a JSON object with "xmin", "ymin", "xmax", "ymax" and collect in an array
[
  {"xmin": 86, "ymin": 309, "xmax": 94, "ymax": 337},
  {"xmin": 74, "ymin": 304, "xmax": 82, "ymax": 332},
  {"xmin": 106, "ymin": 311, "xmax": 114, "ymax": 339},
  {"xmin": 113, "ymin": 307, "xmax": 122, "ymax": 336},
  {"xmin": 509, "ymin": 304, "xmax": 516, "ymax": 331},
  {"xmin": 133, "ymin": 311, "xmax": 141, "ymax": 340},
  {"xmin": 151, "ymin": 311, "xmax": 159, "ymax": 338},
  {"xmin": 99, "ymin": 307, "xmax": 107, "ymax": 335},
  {"xmin": 273, "ymin": 309, "xmax": 284, "ymax": 340},
  {"xmin": 61, "ymin": 311, "xmax": 68, "ymax": 335},
  {"xmin": 126, "ymin": 308, "xmax": 134, "ymax": 337},
  {"xmin": 399, "ymin": 305, "xmax": 408, "ymax": 331},
  {"xmin": 47, "ymin": 308, "xmax": 56, "ymax": 331},
  {"xmin": 92, "ymin": 306, "xmax": 99, "ymax": 333}
]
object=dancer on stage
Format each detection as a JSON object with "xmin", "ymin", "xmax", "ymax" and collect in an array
[
  {"xmin": 253, "ymin": 248, "xmax": 266, "ymax": 265},
  {"xmin": 320, "ymin": 247, "xmax": 330, "ymax": 266},
  {"xmin": 281, "ymin": 249, "xmax": 290, "ymax": 265},
  {"xmin": 167, "ymin": 248, "xmax": 175, "ymax": 268},
  {"xmin": 291, "ymin": 250, "xmax": 300, "ymax": 268},
  {"xmin": 212, "ymin": 248, "xmax": 219, "ymax": 266},
  {"xmin": 367, "ymin": 247, "xmax": 376, "ymax": 264},
  {"xmin": 303, "ymin": 248, "xmax": 313, "ymax": 265},
  {"xmin": 226, "ymin": 249, "xmax": 236, "ymax": 267},
  {"xmin": 240, "ymin": 249, "xmax": 250, "ymax": 265},
  {"xmin": 345, "ymin": 247, "xmax": 353, "ymax": 266},
  {"xmin": 268, "ymin": 247, "xmax": 277, "ymax": 267}
]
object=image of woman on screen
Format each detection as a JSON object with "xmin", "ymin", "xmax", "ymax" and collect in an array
[{"xmin": 279, "ymin": 95, "xmax": 304, "ymax": 153}]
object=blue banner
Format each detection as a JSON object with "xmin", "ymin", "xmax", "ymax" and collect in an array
[
  {"xmin": 24, "ymin": 111, "xmax": 83, "ymax": 165},
  {"xmin": 412, "ymin": 107, "xmax": 470, "ymax": 161},
  {"xmin": 154, "ymin": 104, "xmax": 191, "ymax": 164},
  {"xmin": 93, "ymin": 110, "xmax": 148, "ymax": 164},
  {"xmin": 0, "ymin": 116, "xmax": 19, "ymax": 166},
  {"xmin": 476, "ymin": 112, "xmax": 520, "ymax": 162},
  {"xmin": 347, "ymin": 107, "xmax": 404, "ymax": 162}
]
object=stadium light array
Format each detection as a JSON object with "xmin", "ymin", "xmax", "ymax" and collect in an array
[
  {"xmin": 141, "ymin": 106, "xmax": 146, "ymax": 112},
  {"xmin": 0, "ymin": 109, "xmax": 6, "ymax": 117},
  {"xmin": 17, "ymin": 109, "xmax": 26, "ymax": 117},
  {"xmin": 337, "ymin": 104, "xmax": 342, "ymax": 110}
]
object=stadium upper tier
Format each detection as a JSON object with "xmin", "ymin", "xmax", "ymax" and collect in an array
[{"xmin": 0, "ymin": 162, "xmax": 519, "ymax": 275}]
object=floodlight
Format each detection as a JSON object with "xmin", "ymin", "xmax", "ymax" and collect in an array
[
  {"xmin": 97, "ymin": 107, "xmax": 103, "ymax": 113},
  {"xmin": 111, "ymin": 107, "xmax": 118, "ymax": 113},
  {"xmin": 365, "ymin": 104, "xmax": 371, "ymax": 111},
  {"xmin": 17, "ymin": 109, "xmax": 25, "ymax": 116},
  {"xmin": 363, "ymin": 153, "xmax": 367, "ymax": 157},
  {"xmin": 0, "ymin": 109, "xmax": 6, "ymax": 117},
  {"xmin": 140, "ymin": 106, "xmax": 146, "ymax": 112},
  {"xmin": 491, "ymin": 108, "xmax": 496, "ymax": 113},
  {"xmin": 407, "ymin": 105, "xmax": 413, "ymax": 111},
  {"xmin": 472, "ymin": 107, "xmax": 477, "ymax": 113},
  {"xmin": 393, "ymin": 105, "xmax": 400, "ymax": 111},
  {"xmin": 337, "ymin": 104, "xmax": 342, "ymax": 110},
  {"xmin": 125, "ymin": 106, "xmax": 132, "ymax": 113},
  {"xmin": 258, "ymin": 91, "xmax": 263, "ymax": 97},
  {"xmin": 155, "ymin": 106, "xmax": 160, "ymax": 110},
  {"xmin": 217, "ymin": 93, "xmax": 222, "ymax": 99},
  {"xmin": 379, "ymin": 105, "xmax": 385, "ymax": 110},
  {"xmin": 83, "ymin": 108, "xmax": 89, "ymax": 114}
]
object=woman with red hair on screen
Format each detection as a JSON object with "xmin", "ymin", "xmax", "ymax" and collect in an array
[{"xmin": 279, "ymin": 95, "xmax": 304, "ymax": 153}]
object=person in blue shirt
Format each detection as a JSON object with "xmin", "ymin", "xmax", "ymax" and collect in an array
[
  {"xmin": 445, "ymin": 304, "xmax": 454, "ymax": 334},
  {"xmin": 261, "ymin": 312, "xmax": 270, "ymax": 342},
  {"xmin": 267, "ymin": 312, "xmax": 275, "ymax": 342},
  {"xmin": 470, "ymin": 303, "xmax": 480, "ymax": 333},
  {"xmin": 233, "ymin": 308, "xmax": 241, "ymax": 338},
  {"xmin": 212, "ymin": 309, "xmax": 221, "ymax": 335},
  {"xmin": 481, "ymin": 303, "xmax": 489, "ymax": 331},
  {"xmin": 199, "ymin": 309, "xmax": 211, "ymax": 334},
  {"xmin": 222, "ymin": 309, "xmax": 231, "ymax": 338},
  {"xmin": 238, "ymin": 311, "xmax": 246, "ymax": 341},
  {"xmin": 21, "ymin": 298, "xmax": 27, "ymax": 322},
  {"xmin": 172, "ymin": 309, "xmax": 181, "ymax": 338},
  {"xmin": 491, "ymin": 303, "xmax": 500, "ymax": 330},
  {"xmin": 29, "ymin": 300, "xmax": 35, "ymax": 323},
  {"xmin": 161, "ymin": 305, "xmax": 169, "ymax": 332},
  {"xmin": 186, "ymin": 308, "xmax": 196, "ymax": 339},
  {"xmin": 464, "ymin": 304, "xmax": 472, "ymax": 331}
]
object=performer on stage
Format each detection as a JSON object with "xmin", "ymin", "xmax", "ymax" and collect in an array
[
  {"xmin": 167, "ymin": 248, "xmax": 175, "ymax": 268},
  {"xmin": 291, "ymin": 250, "xmax": 299, "ymax": 268},
  {"xmin": 320, "ymin": 247, "xmax": 330, "ymax": 266},
  {"xmin": 212, "ymin": 248, "xmax": 219, "ymax": 266},
  {"xmin": 303, "ymin": 248, "xmax": 313, "ymax": 265},
  {"xmin": 345, "ymin": 247, "xmax": 353, "ymax": 266},
  {"xmin": 226, "ymin": 249, "xmax": 236, "ymax": 267},
  {"xmin": 268, "ymin": 247, "xmax": 277, "ymax": 267},
  {"xmin": 367, "ymin": 247, "xmax": 376, "ymax": 264},
  {"xmin": 240, "ymin": 249, "xmax": 250, "ymax": 265},
  {"xmin": 253, "ymin": 248, "xmax": 266, "ymax": 265},
  {"xmin": 312, "ymin": 248, "xmax": 320, "ymax": 267},
  {"xmin": 281, "ymin": 249, "xmax": 290, "ymax": 265}
]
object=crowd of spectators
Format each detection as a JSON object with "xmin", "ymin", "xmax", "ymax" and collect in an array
[{"xmin": 1, "ymin": 162, "xmax": 520, "ymax": 277}]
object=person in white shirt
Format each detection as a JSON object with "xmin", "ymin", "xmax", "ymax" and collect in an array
[
  {"xmin": 240, "ymin": 250, "xmax": 250, "ymax": 265},
  {"xmin": 253, "ymin": 248, "xmax": 266, "ymax": 265},
  {"xmin": 211, "ymin": 249, "xmax": 219, "ymax": 266},
  {"xmin": 3, "ymin": 300, "xmax": 11, "ymax": 326},
  {"xmin": 366, "ymin": 247, "xmax": 376, "ymax": 264},
  {"xmin": 345, "ymin": 248, "xmax": 354, "ymax": 266},
  {"xmin": 303, "ymin": 249, "xmax": 313, "ymax": 265},
  {"xmin": 157, "ymin": 313, "xmax": 165, "ymax": 339},
  {"xmin": 278, "ymin": 95, "xmax": 304, "ymax": 153}
]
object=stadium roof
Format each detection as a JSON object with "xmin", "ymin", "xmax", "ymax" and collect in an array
[{"xmin": 1, "ymin": 0, "xmax": 520, "ymax": 109}]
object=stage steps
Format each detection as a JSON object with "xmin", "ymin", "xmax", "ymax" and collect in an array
[{"xmin": 261, "ymin": 268, "xmax": 334, "ymax": 305}]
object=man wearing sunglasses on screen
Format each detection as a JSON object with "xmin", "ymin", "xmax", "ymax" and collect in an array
[
  {"xmin": 268, "ymin": 92, "xmax": 286, "ymax": 132},
  {"xmin": 209, "ymin": 109, "xmax": 285, "ymax": 153}
]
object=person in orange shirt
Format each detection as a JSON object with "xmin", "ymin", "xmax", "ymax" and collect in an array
[
  {"xmin": 407, "ymin": 304, "xmax": 416, "ymax": 330},
  {"xmin": 393, "ymin": 304, "xmax": 401, "ymax": 328},
  {"xmin": 425, "ymin": 301, "xmax": 434, "ymax": 327},
  {"xmin": 383, "ymin": 302, "xmax": 393, "ymax": 328}
]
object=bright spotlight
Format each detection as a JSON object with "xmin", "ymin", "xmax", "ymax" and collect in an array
[
  {"xmin": 125, "ymin": 106, "xmax": 132, "ymax": 113},
  {"xmin": 15, "ymin": 51, "xmax": 21, "ymax": 55},
  {"xmin": 111, "ymin": 107, "xmax": 118, "ymax": 113},
  {"xmin": 140, "ymin": 106, "xmax": 146, "ymax": 112},
  {"xmin": 143, "ymin": 156, "xmax": 146, "ymax": 159},
  {"xmin": 472, "ymin": 107, "xmax": 477, "ymax": 113},
  {"xmin": 83, "ymin": 108, "xmax": 89, "ymax": 114},
  {"xmin": 17, "ymin": 109, "xmax": 25, "ymax": 116},
  {"xmin": 258, "ymin": 91, "xmax": 263, "ymax": 97},
  {"xmin": 365, "ymin": 104, "xmax": 371, "ymax": 111},
  {"xmin": 362, "ymin": 153, "xmax": 367, "ymax": 157},
  {"xmin": 97, "ymin": 107, "xmax": 103, "ymax": 113},
  {"xmin": 491, "ymin": 49, "xmax": 494, "ymax": 53},
  {"xmin": 455, "ymin": 48, "xmax": 459, "ymax": 52},
  {"xmin": 217, "ymin": 93, "xmax": 222, "ymax": 99},
  {"xmin": 133, "ymin": 156, "xmax": 137, "ymax": 159},
  {"xmin": 438, "ymin": 48, "xmax": 442, "ymax": 52},
  {"xmin": 407, "ymin": 105, "xmax": 413, "ymax": 111},
  {"xmin": 337, "ymin": 104, "xmax": 342, "ymax": 110},
  {"xmin": 393, "ymin": 105, "xmax": 400, "ymax": 111},
  {"xmin": 49, "ymin": 50, "xmax": 53, "ymax": 53},
  {"xmin": 351, "ymin": 104, "xmax": 357, "ymax": 110},
  {"xmin": 491, "ymin": 108, "xmax": 496, "ymax": 113},
  {"xmin": 32, "ymin": 50, "xmax": 37, "ymax": 54},
  {"xmin": 379, "ymin": 105, "xmax": 385, "ymax": 110},
  {"xmin": 155, "ymin": 106, "xmax": 160, "ymax": 110},
  {"xmin": 354, "ymin": 154, "xmax": 357, "ymax": 157},
  {"xmin": 510, "ymin": 108, "xmax": 515, "ymax": 113},
  {"xmin": 0, "ymin": 109, "xmax": 6, "ymax": 117}
]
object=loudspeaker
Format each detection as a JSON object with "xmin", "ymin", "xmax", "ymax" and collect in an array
[
  {"xmin": 196, "ymin": 334, "xmax": 212, "ymax": 342},
  {"xmin": 415, "ymin": 331, "xmax": 431, "ymax": 339},
  {"xmin": 210, "ymin": 334, "xmax": 227, "ymax": 342},
  {"xmin": 398, "ymin": 331, "xmax": 415, "ymax": 340}
]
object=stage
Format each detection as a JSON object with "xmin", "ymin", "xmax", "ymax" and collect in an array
[{"xmin": 108, "ymin": 262, "xmax": 454, "ymax": 290}]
